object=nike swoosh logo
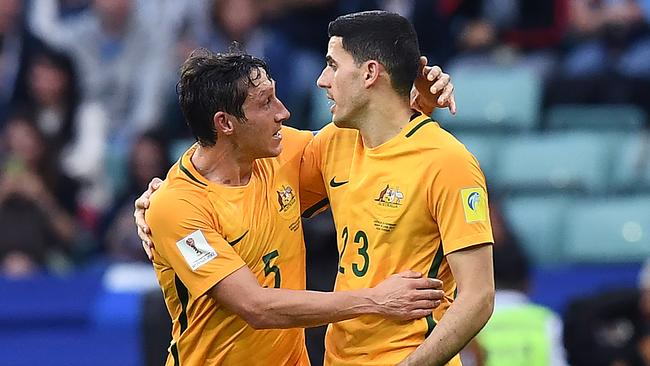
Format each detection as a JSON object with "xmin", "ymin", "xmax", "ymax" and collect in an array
[
  {"xmin": 227, "ymin": 230, "xmax": 249, "ymax": 246},
  {"xmin": 329, "ymin": 177, "xmax": 349, "ymax": 187}
]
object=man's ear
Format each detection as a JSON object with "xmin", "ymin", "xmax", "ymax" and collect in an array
[
  {"xmin": 363, "ymin": 60, "xmax": 382, "ymax": 88},
  {"xmin": 214, "ymin": 111, "xmax": 235, "ymax": 135}
]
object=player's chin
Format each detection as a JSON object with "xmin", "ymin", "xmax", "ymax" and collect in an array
[{"xmin": 267, "ymin": 143, "xmax": 283, "ymax": 157}]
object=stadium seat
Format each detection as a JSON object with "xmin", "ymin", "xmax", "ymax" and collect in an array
[
  {"xmin": 546, "ymin": 104, "xmax": 646, "ymax": 131},
  {"xmin": 454, "ymin": 132, "xmax": 502, "ymax": 179},
  {"xmin": 564, "ymin": 197, "xmax": 650, "ymax": 263},
  {"xmin": 503, "ymin": 195, "xmax": 570, "ymax": 265},
  {"xmin": 494, "ymin": 132, "xmax": 613, "ymax": 194},
  {"xmin": 609, "ymin": 133, "xmax": 650, "ymax": 193},
  {"xmin": 434, "ymin": 65, "xmax": 542, "ymax": 132}
]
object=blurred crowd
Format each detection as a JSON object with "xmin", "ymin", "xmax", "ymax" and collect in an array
[{"xmin": 0, "ymin": 0, "xmax": 649, "ymax": 280}]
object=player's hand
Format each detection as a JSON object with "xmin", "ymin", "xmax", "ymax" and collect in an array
[
  {"xmin": 134, "ymin": 177, "xmax": 163, "ymax": 261},
  {"xmin": 371, "ymin": 270, "xmax": 444, "ymax": 321},
  {"xmin": 411, "ymin": 56, "xmax": 456, "ymax": 116}
]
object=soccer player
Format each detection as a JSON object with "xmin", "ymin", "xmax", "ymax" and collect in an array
[
  {"xmin": 142, "ymin": 48, "xmax": 450, "ymax": 365},
  {"xmin": 298, "ymin": 11, "xmax": 495, "ymax": 366}
]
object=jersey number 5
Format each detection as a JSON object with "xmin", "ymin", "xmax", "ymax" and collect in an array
[
  {"xmin": 262, "ymin": 250, "xmax": 282, "ymax": 288},
  {"xmin": 338, "ymin": 227, "xmax": 370, "ymax": 277}
]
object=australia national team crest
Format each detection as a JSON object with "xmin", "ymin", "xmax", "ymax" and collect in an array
[
  {"xmin": 374, "ymin": 184, "xmax": 405, "ymax": 208},
  {"xmin": 277, "ymin": 184, "xmax": 297, "ymax": 214}
]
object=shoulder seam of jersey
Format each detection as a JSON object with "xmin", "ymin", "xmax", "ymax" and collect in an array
[
  {"xmin": 179, "ymin": 160, "xmax": 207, "ymax": 187},
  {"xmin": 405, "ymin": 118, "xmax": 434, "ymax": 138}
]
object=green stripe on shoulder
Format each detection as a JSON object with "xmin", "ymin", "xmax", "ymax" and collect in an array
[
  {"xmin": 405, "ymin": 118, "xmax": 434, "ymax": 138},
  {"xmin": 179, "ymin": 161, "xmax": 207, "ymax": 186}
]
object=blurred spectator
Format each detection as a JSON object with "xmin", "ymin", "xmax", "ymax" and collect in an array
[
  {"xmin": 0, "ymin": 111, "xmax": 81, "ymax": 275},
  {"xmin": 28, "ymin": 0, "xmax": 169, "ymax": 149},
  {"xmin": 473, "ymin": 243, "xmax": 569, "ymax": 366},
  {"xmin": 445, "ymin": 0, "xmax": 568, "ymax": 80},
  {"xmin": 563, "ymin": 0, "xmax": 650, "ymax": 78},
  {"xmin": 564, "ymin": 260, "xmax": 650, "ymax": 366},
  {"xmin": 339, "ymin": 0, "xmax": 454, "ymax": 67},
  {"xmin": 0, "ymin": 0, "xmax": 44, "ymax": 125},
  {"xmin": 102, "ymin": 130, "xmax": 170, "ymax": 262},
  {"xmin": 23, "ymin": 45, "xmax": 111, "ymax": 214},
  {"xmin": 0, "ymin": 195, "xmax": 57, "ymax": 278}
]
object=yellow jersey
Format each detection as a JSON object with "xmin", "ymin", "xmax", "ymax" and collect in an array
[
  {"xmin": 300, "ymin": 114, "xmax": 494, "ymax": 366},
  {"xmin": 147, "ymin": 126, "xmax": 313, "ymax": 366}
]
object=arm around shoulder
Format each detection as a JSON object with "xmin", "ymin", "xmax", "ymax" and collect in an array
[{"xmin": 209, "ymin": 268, "xmax": 445, "ymax": 330}]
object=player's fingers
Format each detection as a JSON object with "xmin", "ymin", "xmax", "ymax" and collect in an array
[
  {"xmin": 427, "ymin": 65, "xmax": 442, "ymax": 82},
  {"xmin": 409, "ymin": 299, "xmax": 439, "ymax": 311},
  {"xmin": 419, "ymin": 55, "xmax": 428, "ymax": 69},
  {"xmin": 438, "ymin": 83, "xmax": 454, "ymax": 106},
  {"xmin": 134, "ymin": 193, "xmax": 150, "ymax": 210},
  {"xmin": 411, "ymin": 289, "xmax": 445, "ymax": 302},
  {"xmin": 397, "ymin": 270, "xmax": 422, "ymax": 279},
  {"xmin": 410, "ymin": 277, "xmax": 443, "ymax": 289},
  {"xmin": 142, "ymin": 240, "xmax": 153, "ymax": 261},
  {"xmin": 149, "ymin": 177, "xmax": 163, "ymax": 191},
  {"xmin": 450, "ymin": 95, "xmax": 457, "ymax": 115},
  {"xmin": 403, "ymin": 308, "xmax": 436, "ymax": 320},
  {"xmin": 430, "ymin": 73, "xmax": 449, "ymax": 95},
  {"xmin": 137, "ymin": 225, "xmax": 149, "ymax": 242}
]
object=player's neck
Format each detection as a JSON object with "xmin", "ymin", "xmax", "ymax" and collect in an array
[
  {"xmin": 358, "ymin": 94, "xmax": 412, "ymax": 148},
  {"xmin": 191, "ymin": 143, "xmax": 254, "ymax": 186}
]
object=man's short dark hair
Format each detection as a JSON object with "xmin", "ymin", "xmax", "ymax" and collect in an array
[
  {"xmin": 177, "ymin": 47, "xmax": 270, "ymax": 147},
  {"xmin": 328, "ymin": 11, "xmax": 420, "ymax": 98}
]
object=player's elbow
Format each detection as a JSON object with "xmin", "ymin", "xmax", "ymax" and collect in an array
[
  {"xmin": 477, "ymin": 285, "xmax": 495, "ymax": 325},
  {"xmin": 238, "ymin": 298, "xmax": 280, "ymax": 330}
]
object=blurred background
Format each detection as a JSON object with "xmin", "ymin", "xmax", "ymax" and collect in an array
[{"xmin": 1, "ymin": 0, "xmax": 649, "ymax": 365}]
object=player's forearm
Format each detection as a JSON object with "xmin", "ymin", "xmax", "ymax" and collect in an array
[
  {"xmin": 399, "ymin": 288, "xmax": 494, "ymax": 366},
  {"xmin": 242, "ymin": 288, "xmax": 380, "ymax": 329}
]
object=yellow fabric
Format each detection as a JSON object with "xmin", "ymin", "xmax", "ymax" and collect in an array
[
  {"xmin": 301, "ymin": 114, "xmax": 494, "ymax": 366},
  {"xmin": 148, "ymin": 126, "xmax": 313, "ymax": 366}
]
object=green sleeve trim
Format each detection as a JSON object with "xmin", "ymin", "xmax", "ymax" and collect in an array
[{"xmin": 179, "ymin": 161, "xmax": 207, "ymax": 187}]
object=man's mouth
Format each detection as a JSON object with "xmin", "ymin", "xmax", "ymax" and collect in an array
[
  {"xmin": 273, "ymin": 130, "xmax": 282, "ymax": 139},
  {"xmin": 327, "ymin": 95, "xmax": 336, "ymax": 112}
]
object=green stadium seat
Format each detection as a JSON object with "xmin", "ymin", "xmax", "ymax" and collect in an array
[
  {"xmin": 434, "ymin": 65, "xmax": 542, "ymax": 132},
  {"xmin": 610, "ymin": 133, "xmax": 650, "ymax": 193},
  {"xmin": 546, "ymin": 104, "xmax": 646, "ymax": 131},
  {"xmin": 503, "ymin": 195, "xmax": 570, "ymax": 265},
  {"xmin": 564, "ymin": 197, "xmax": 650, "ymax": 263},
  {"xmin": 494, "ymin": 132, "xmax": 613, "ymax": 194}
]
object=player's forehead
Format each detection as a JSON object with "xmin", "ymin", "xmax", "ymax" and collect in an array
[
  {"xmin": 245, "ymin": 68, "xmax": 274, "ymax": 100},
  {"xmin": 326, "ymin": 36, "xmax": 354, "ymax": 64}
]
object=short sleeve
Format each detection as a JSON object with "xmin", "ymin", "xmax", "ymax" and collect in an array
[
  {"xmin": 147, "ymin": 189, "xmax": 246, "ymax": 298},
  {"xmin": 428, "ymin": 149, "xmax": 494, "ymax": 254},
  {"xmin": 299, "ymin": 128, "xmax": 330, "ymax": 217}
]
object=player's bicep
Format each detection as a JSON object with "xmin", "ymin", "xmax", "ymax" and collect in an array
[
  {"xmin": 446, "ymin": 244, "xmax": 494, "ymax": 297},
  {"xmin": 148, "ymin": 198, "xmax": 246, "ymax": 298}
]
